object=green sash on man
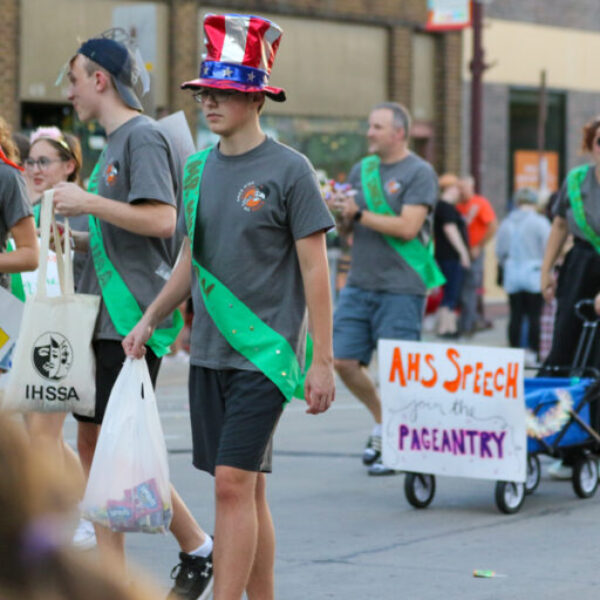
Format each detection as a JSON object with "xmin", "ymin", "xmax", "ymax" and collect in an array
[
  {"xmin": 182, "ymin": 147, "xmax": 309, "ymax": 403},
  {"xmin": 360, "ymin": 155, "xmax": 445, "ymax": 290},
  {"xmin": 87, "ymin": 156, "xmax": 183, "ymax": 358},
  {"xmin": 567, "ymin": 164, "xmax": 600, "ymax": 254}
]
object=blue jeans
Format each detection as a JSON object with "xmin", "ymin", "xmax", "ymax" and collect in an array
[
  {"xmin": 439, "ymin": 259, "xmax": 465, "ymax": 310},
  {"xmin": 333, "ymin": 285, "xmax": 425, "ymax": 365}
]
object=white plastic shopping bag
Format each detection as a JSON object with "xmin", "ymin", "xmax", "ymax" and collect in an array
[
  {"xmin": 3, "ymin": 191, "xmax": 99, "ymax": 415},
  {"xmin": 82, "ymin": 357, "xmax": 172, "ymax": 533}
]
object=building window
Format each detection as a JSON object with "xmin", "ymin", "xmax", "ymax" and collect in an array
[{"xmin": 198, "ymin": 114, "xmax": 367, "ymax": 181}]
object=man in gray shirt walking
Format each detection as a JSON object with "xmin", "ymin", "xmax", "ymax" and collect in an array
[{"xmin": 330, "ymin": 102, "xmax": 442, "ymax": 475}]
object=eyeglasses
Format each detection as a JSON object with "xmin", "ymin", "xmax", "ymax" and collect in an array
[
  {"xmin": 193, "ymin": 89, "xmax": 242, "ymax": 105},
  {"xmin": 24, "ymin": 157, "xmax": 65, "ymax": 170}
]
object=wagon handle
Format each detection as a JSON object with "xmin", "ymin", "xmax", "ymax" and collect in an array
[{"xmin": 574, "ymin": 299, "xmax": 600, "ymax": 323}]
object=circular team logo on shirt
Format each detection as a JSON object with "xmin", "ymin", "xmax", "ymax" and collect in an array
[
  {"xmin": 31, "ymin": 332, "xmax": 74, "ymax": 381},
  {"xmin": 104, "ymin": 161, "xmax": 119, "ymax": 186},
  {"xmin": 385, "ymin": 178, "xmax": 402, "ymax": 195},
  {"xmin": 237, "ymin": 182, "xmax": 266, "ymax": 212}
]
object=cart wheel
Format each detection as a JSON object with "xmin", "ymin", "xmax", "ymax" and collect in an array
[
  {"xmin": 404, "ymin": 473, "xmax": 436, "ymax": 509},
  {"xmin": 525, "ymin": 454, "xmax": 541, "ymax": 495},
  {"xmin": 572, "ymin": 456, "xmax": 599, "ymax": 499},
  {"xmin": 495, "ymin": 481, "xmax": 525, "ymax": 514}
]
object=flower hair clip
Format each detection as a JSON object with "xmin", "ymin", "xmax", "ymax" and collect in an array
[{"xmin": 30, "ymin": 126, "xmax": 71, "ymax": 154}]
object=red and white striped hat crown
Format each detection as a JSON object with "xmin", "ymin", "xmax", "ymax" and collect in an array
[{"xmin": 181, "ymin": 13, "xmax": 286, "ymax": 102}]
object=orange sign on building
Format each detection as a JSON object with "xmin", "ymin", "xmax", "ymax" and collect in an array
[{"xmin": 514, "ymin": 150, "xmax": 559, "ymax": 192}]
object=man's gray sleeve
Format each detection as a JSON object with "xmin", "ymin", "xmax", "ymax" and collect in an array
[
  {"xmin": 402, "ymin": 163, "xmax": 438, "ymax": 209},
  {"xmin": 287, "ymin": 170, "xmax": 335, "ymax": 241},
  {"xmin": 127, "ymin": 127, "xmax": 177, "ymax": 207}
]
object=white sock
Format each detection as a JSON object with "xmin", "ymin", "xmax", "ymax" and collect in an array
[
  {"xmin": 189, "ymin": 535, "xmax": 213, "ymax": 558},
  {"xmin": 372, "ymin": 423, "xmax": 382, "ymax": 437}
]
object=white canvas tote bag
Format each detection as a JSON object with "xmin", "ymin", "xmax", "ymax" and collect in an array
[{"xmin": 3, "ymin": 190, "xmax": 99, "ymax": 415}]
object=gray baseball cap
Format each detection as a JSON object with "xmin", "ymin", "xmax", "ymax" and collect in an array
[{"xmin": 78, "ymin": 36, "xmax": 144, "ymax": 111}]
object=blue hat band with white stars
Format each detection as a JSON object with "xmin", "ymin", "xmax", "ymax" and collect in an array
[{"xmin": 200, "ymin": 61, "xmax": 269, "ymax": 88}]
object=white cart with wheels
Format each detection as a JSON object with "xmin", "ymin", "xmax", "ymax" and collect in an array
[{"xmin": 378, "ymin": 340, "xmax": 526, "ymax": 514}]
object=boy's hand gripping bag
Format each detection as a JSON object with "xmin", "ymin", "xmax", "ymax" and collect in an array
[
  {"xmin": 82, "ymin": 357, "xmax": 173, "ymax": 533},
  {"xmin": 3, "ymin": 190, "xmax": 99, "ymax": 415}
]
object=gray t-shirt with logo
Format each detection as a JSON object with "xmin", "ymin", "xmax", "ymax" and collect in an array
[
  {"xmin": 345, "ymin": 153, "xmax": 438, "ymax": 295},
  {"xmin": 555, "ymin": 166, "xmax": 600, "ymax": 241},
  {"xmin": 177, "ymin": 137, "xmax": 334, "ymax": 371},
  {"xmin": 0, "ymin": 163, "xmax": 32, "ymax": 289},
  {"xmin": 78, "ymin": 115, "xmax": 181, "ymax": 340}
]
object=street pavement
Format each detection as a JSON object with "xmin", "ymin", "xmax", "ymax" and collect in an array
[{"xmin": 64, "ymin": 307, "xmax": 600, "ymax": 599}]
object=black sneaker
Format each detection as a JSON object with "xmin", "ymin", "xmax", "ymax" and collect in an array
[
  {"xmin": 167, "ymin": 551, "xmax": 213, "ymax": 600},
  {"xmin": 362, "ymin": 434, "xmax": 382, "ymax": 466}
]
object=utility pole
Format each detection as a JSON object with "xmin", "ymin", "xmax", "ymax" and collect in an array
[
  {"xmin": 537, "ymin": 69, "xmax": 548, "ymax": 193},
  {"xmin": 469, "ymin": 1, "xmax": 488, "ymax": 194}
]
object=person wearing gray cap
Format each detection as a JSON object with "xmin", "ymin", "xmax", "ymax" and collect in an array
[
  {"xmin": 496, "ymin": 187, "xmax": 550, "ymax": 364},
  {"xmin": 52, "ymin": 30, "xmax": 213, "ymax": 600}
]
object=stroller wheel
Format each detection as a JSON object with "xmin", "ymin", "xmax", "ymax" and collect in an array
[
  {"xmin": 495, "ymin": 481, "xmax": 525, "ymax": 514},
  {"xmin": 404, "ymin": 473, "xmax": 436, "ymax": 509},
  {"xmin": 525, "ymin": 454, "xmax": 541, "ymax": 495},
  {"xmin": 572, "ymin": 456, "xmax": 599, "ymax": 499}
]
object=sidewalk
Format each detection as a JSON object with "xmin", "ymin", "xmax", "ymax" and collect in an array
[{"xmin": 422, "ymin": 299, "xmax": 509, "ymax": 349}]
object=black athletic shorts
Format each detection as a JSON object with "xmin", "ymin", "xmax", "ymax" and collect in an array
[
  {"xmin": 189, "ymin": 366, "xmax": 285, "ymax": 475},
  {"xmin": 74, "ymin": 340, "xmax": 161, "ymax": 425}
]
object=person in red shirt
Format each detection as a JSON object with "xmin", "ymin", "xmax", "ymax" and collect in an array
[{"xmin": 456, "ymin": 176, "xmax": 498, "ymax": 335}]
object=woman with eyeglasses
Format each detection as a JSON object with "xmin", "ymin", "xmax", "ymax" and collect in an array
[
  {"xmin": 540, "ymin": 115, "xmax": 600, "ymax": 478},
  {"xmin": 23, "ymin": 126, "xmax": 96, "ymax": 550},
  {"xmin": 26, "ymin": 127, "xmax": 89, "ymax": 287},
  {"xmin": 0, "ymin": 116, "xmax": 38, "ymax": 292}
]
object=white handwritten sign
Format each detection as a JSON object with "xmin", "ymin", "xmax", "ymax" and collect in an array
[{"xmin": 378, "ymin": 340, "xmax": 526, "ymax": 482}]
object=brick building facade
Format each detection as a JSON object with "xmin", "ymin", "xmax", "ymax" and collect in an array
[
  {"xmin": 0, "ymin": 0, "xmax": 20, "ymax": 128},
  {"xmin": 3, "ymin": 0, "xmax": 463, "ymax": 176},
  {"xmin": 5, "ymin": 0, "xmax": 596, "ymax": 210}
]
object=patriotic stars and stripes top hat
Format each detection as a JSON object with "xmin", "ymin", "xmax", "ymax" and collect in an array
[{"xmin": 181, "ymin": 13, "xmax": 286, "ymax": 102}]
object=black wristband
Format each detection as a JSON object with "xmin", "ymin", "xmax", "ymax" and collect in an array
[{"xmin": 353, "ymin": 209, "xmax": 363, "ymax": 222}]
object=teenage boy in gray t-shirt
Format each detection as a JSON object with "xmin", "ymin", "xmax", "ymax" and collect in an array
[
  {"xmin": 53, "ymin": 32, "xmax": 213, "ymax": 599},
  {"xmin": 124, "ymin": 13, "xmax": 335, "ymax": 600}
]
